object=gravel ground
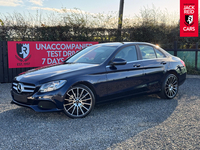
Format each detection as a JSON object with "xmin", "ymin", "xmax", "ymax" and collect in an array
[{"xmin": 0, "ymin": 75, "xmax": 200, "ymax": 150}]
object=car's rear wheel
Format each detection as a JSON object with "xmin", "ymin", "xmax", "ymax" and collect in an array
[
  {"xmin": 158, "ymin": 74, "xmax": 178, "ymax": 99},
  {"xmin": 63, "ymin": 84, "xmax": 95, "ymax": 118}
]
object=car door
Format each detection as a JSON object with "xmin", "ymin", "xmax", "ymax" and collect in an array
[
  {"xmin": 105, "ymin": 45, "xmax": 145, "ymax": 100},
  {"xmin": 137, "ymin": 44, "xmax": 169, "ymax": 92}
]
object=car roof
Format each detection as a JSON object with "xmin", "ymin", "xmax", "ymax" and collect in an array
[{"xmin": 97, "ymin": 42, "xmax": 156, "ymax": 47}]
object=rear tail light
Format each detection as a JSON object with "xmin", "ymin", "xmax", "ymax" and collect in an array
[{"xmin": 180, "ymin": 59, "xmax": 185, "ymax": 67}]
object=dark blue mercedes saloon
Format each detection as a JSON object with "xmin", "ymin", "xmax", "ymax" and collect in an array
[{"xmin": 11, "ymin": 42, "xmax": 187, "ymax": 118}]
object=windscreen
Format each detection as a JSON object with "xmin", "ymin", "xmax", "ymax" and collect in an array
[{"xmin": 66, "ymin": 45, "xmax": 117, "ymax": 64}]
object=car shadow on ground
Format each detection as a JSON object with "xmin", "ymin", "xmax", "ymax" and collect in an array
[
  {"xmin": 0, "ymin": 93, "xmax": 178, "ymax": 150},
  {"xmin": 105, "ymin": 78, "xmax": 200, "ymax": 149}
]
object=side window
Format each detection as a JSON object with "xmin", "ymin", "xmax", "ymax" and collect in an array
[
  {"xmin": 155, "ymin": 49, "xmax": 166, "ymax": 58},
  {"xmin": 138, "ymin": 45, "xmax": 156, "ymax": 59},
  {"xmin": 115, "ymin": 46, "xmax": 137, "ymax": 62}
]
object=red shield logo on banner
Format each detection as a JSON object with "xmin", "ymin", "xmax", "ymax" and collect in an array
[
  {"xmin": 15, "ymin": 43, "xmax": 31, "ymax": 62},
  {"xmin": 16, "ymin": 44, "xmax": 30, "ymax": 59},
  {"xmin": 185, "ymin": 15, "xmax": 194, "ymax": 25}
]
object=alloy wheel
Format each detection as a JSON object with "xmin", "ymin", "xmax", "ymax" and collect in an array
[
  {"xmin": 63, "ymin": 85, "xmax": 94, "ymax": 118},
  {"xmin": 164, "ymin": 74, "xmax": 178, "ymax": 98}
]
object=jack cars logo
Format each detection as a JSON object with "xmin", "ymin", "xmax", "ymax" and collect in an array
[
  {"xmin": 180, "ymin": 0, "xmax": 198, "ymax": 37},
  {"xmin": 15, "ymin": 44, "xmax": 31, "ymax": 62},
  {"xmin": 185, "ymin": 15, "xmax": 193, "ymax": 25}
]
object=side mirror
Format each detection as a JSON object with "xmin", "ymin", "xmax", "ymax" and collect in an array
[{"xmin": 110, "ymin": 58, "xmax": 127, "ymax": 66}]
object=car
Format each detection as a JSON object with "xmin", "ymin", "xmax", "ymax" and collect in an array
[{"xmin": 11, "ymin": 42, "xmax": 187, "ymax": 118}]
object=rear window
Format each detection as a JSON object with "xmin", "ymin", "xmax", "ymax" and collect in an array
[
  {"xmin": 155, "ymin": 49, "xmax": 166, "ymax": 58},
  {"xmin": 138, "ymin": 45, "xmax": 156, "ymax": 59}
]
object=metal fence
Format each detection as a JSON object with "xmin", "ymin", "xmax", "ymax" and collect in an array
[
  {"xmin": 166, "ymin": 41, "xmax": 200, "ymax": 70},
  {"xmin": 0, "ymin": 41, "xmax": 200, "ymax": 83}
]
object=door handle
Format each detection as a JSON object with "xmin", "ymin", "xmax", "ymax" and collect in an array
[
  {"xmin": 133, "ymin": 64, "xmax": 140, "ymax": 67},
  {"xmin": 161, "ymin": 61, "xmax": 166, "ymax": 65}
]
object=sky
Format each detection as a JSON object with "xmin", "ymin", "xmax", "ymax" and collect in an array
[{"xmin": 0, "ymin": 0, "xmax": 179, "ymax": 17}]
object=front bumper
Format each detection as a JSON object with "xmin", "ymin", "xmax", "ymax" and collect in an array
[
  {"xmin": 11, "ymin": 99, "xmax": 62, "ymax": 112},
  {"xmin": 10, "ymin": 88, "xmax": 65, "ymax": 112}
]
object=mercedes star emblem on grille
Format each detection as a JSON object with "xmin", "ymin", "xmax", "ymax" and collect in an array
[{"xmin": 17, "ymin": 83, "xmax": 24, "ymax": 93}]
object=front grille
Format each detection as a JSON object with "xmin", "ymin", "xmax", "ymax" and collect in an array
[{"xmin": 12, "ymin": 82, "xmax": 35, "ymax": 94}]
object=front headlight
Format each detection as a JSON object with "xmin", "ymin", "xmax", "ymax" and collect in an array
[{"xmin": 39, "ymin": 80, "xmax": 67, "ymax": 93}]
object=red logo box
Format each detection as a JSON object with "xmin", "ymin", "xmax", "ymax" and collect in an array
[{"xmin": 180, "ymin": 0, "xmax": 199, "ymax": 37}]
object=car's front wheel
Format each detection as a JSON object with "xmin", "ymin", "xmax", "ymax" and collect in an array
[
  {"xmin": 63, "ymin": 84, "xmax": 95, "ymax": 118},
  {"xmin": 158, "ymin": 74, "xmax": 178, "ymax": 99}
]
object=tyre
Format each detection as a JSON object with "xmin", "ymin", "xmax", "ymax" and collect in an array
[
  {"xmin": 63, "ymin": 84, "xmax": 95, "ymax": 118},
  {"xmin": 158, "ymin": 74, "xmax": 178, "ymax": 99}
]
